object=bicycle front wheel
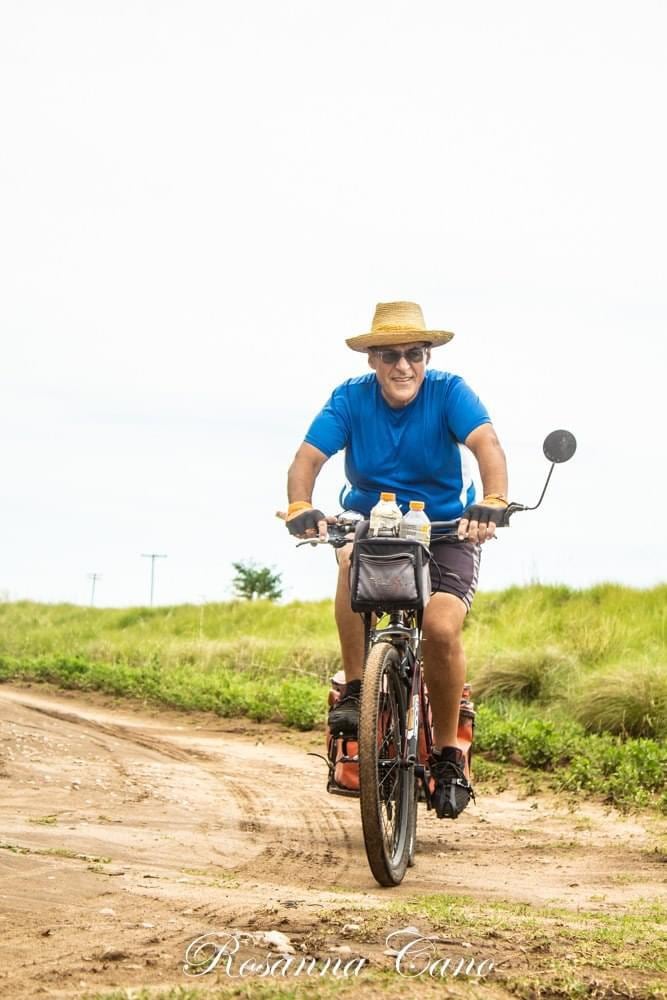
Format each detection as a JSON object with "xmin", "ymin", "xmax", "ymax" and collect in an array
[{"xmin": 359, "ymin": 642, "xmax": 414, "ymax": 886}]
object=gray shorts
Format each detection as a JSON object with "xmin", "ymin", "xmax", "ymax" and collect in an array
[{"xmin": 429, "ymin": 539, "xmax": 481, "ymax": 612}]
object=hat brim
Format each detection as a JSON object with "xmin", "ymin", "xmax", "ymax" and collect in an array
[{"xmin": 346, "ymin": 329, "xmax": 454, "ymax": 352}]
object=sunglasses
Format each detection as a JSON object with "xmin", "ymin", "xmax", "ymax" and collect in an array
[{"xmin": 372, "ymin": 346, "xmax": 428, "ymax": 365}]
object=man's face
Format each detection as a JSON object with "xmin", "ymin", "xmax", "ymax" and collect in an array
[{"xmin": 368, "ymin": 342, "xmax": 431, "ymax": 408}]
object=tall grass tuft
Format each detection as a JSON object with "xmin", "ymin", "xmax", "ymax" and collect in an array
[
  {"xmin": 471, "ymin": 647, "xmax": 574, "ymax": 703},
  {"xmin": 569, "ymin": 663, "xmax": 667, "ymax": 739}
]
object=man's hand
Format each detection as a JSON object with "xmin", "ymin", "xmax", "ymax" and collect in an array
[
  {"xmin": 457, "ymin": 495, "xmax": 508, "ymax": 544},
  {"xmin": 278, "ymin": 502, "xmax": 329, "ymax": 541}
]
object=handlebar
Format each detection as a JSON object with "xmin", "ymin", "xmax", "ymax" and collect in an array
[
  {"xmin": 288, "ymin": 428, "xmax": 575, "ymax": 547},
  {"xmin": 296, "ymin": 502, "xmax": 527, "ymax": 548}
]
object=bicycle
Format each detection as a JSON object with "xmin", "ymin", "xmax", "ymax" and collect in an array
[{"xmin": 295, "ymin": 429, "xmax": 576, "ymax": 886}]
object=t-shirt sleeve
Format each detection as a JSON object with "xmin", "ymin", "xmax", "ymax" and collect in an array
[
  {"xmin": 445, "ymin": 376, "xmax": 491, "ymax": 443},
  {"xmin": 304, "ymin": 384, "xmax": 351, "ymax": 457}
]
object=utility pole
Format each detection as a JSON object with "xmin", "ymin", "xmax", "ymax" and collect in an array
[
  {"xmin": 88, "ymin": 573, "xmax": 101, "ymax": 607},
  {"xmin": 141, "ymin": 553, "xmax": 167, "ymax": 607}
]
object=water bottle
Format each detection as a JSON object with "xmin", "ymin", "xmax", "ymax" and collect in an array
[
  {"xmin": 369, "ymin": 492, "xmax": 402, "ymax": 536},
  {"xmin": 399, "ymin": 500, "xmax": 431, "ymax": 547}
]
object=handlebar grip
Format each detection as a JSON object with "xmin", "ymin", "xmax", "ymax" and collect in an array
[{"xmin": 500, "ymin": 502, "xmax": 525, "ymax": 526}]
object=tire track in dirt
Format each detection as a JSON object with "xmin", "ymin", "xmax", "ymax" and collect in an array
[
  {"xmin": 1, "ymin": 683, "xmax": 666, "ymax": 1000},
  {"xmin": 8, "ymin": 699, "xmax": 208, "ymax": 762}
]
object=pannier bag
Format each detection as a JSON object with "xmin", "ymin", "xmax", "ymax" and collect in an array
[
  {"xmin": 331, "ymin": 736, "xmax": 360, "ymax": 792},
  {"xmin": 327, "ymin": 670, "xmax": 360, "ymax": 795},
  {"xmin": 350, "ymin": 525, "xmax": 431, "ymax": 613}
]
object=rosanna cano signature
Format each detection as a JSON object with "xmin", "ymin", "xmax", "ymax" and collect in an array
[
  {"xmin": 183, "ymin": 927, "xmax": 494, "ymax": 981},
  {"xmin": 183, "ymin": 931, "xmax": 366, "ymax": 979}
]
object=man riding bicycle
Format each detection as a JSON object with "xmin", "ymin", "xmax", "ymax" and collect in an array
[{"xmin": 284, "ymin": 301, "xmax": 508, "ymax": 820}]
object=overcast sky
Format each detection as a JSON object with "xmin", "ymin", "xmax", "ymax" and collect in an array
[{"xmin": 2, "ymin": 1, "xmax": 665, "ymax": 607}]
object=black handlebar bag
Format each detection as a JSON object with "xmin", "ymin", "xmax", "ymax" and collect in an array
[{"xmin": 349, "ymin": 525, "xmax": 431, "ymax": 613}]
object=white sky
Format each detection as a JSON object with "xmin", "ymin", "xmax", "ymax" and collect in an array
[{"xmin": 1, "ymin": 1, "xmax": 665, "ymax": 607}]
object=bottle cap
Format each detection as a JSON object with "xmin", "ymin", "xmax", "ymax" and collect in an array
[
  {"xmin": 409, "ymin": 501, "xmax": 425, "ymax": 510},
  {"xmin": 380, "ymin": 492, "xmax": 396, "ymax": 501}
]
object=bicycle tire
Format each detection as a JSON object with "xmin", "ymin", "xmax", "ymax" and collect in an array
[{"xmin": 359, "ymin": 642, "xmax": 415, "ymax": 886}]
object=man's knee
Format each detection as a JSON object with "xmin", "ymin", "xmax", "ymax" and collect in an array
[{"xmin": 424, "ymin": 623, "xmax": 461, "ymax": 652}]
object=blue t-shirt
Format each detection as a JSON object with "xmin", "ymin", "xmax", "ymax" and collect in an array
[{"xmin": 304, "ymin": 370, "xmax": 490, "ymax": 520}]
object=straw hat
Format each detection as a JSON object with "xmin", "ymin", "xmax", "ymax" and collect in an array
[{"xmin": 346, "ymin": 301, "xmax": 454, "ymax": 353}]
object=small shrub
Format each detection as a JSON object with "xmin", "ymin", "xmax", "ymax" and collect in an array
[
  {"xmin": 472, "ymin": 647, "xmax": 573, "ymax": 703},
  {"xmin": 569, "ymin": 663, "xmax": 667, "ymax": 739},
  {"xmin": 278, "ymin": 678, "xmax": 325, "ymax": 730},
  {"xmin": 559, "ymin": 753, "xmax": 603, "ymax": 793},
  {"xmin": 516, "ymin": 719, "xmax": 576, "ymax": 769},
  {"xmin": 474, "ymin": 704, "xmax": 519, "ymax": 760},
  {"xmin": 469, "ymin": 757, "xmax": 505, "ymax": 783},
  {"xmin": 555, "ymin": 731, "xmax": 667, "ymax": 812}
]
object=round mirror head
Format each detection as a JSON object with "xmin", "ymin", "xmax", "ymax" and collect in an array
[{"xmin": 543, "ymin": 429, "xmax": 577, "ymax": 464}]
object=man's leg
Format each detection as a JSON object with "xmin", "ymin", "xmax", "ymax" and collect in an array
[
  {"xmin": 421, "ymin": 592, "xmax": 473, "ymax": 819},
  {"xmin": 328, "ymin": 543, "xmax": 364, "ymax": 735},
  {"xmin": 421, "ymin": 592, "xmax": 467, "ymax": 748},
  {"xmin": 334, "ymin": 542, "xmax": 364, "ymax": 683}
]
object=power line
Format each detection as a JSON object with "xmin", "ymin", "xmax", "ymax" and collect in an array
[{"xmin": 141, "ymin": 553, "xmax": 167, "ymax": 606}]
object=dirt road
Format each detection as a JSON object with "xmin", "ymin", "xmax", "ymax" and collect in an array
[{"xmin": 1, "ymin": 682, "xmax": 665, "ymax": 999}]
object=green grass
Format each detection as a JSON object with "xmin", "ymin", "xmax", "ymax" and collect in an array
[
  {"xmin": 2, "ymin": 585, "xmax": 664, "ymax": 701},
  {"xmin": 387, "ymin": 894, "xmax": 667, "ymax": 997},
  {"xmin": 0, "ymin": 598, "xmax": 340, "ymax": 673},
  {"xmin": 391, "ymin": 893, "xmax": 667, "ymax": 969},
  {"xmin": 473, "ymin": 700, "xmax": 667, "ymax": 811},
  {"xmin": 0, "ymin": 651, "xmax": 326, "ymax": 730},
  {"xmin": 1, "ymin": 585, "xmax": 665, "ymax": 807},
  {"xmin": 81, "ymin": 988, "xmax": 373, "ymax": 1000},
  {"xmin": 0, "ymin": 598, "xmax": 338, "ymax": 729},
  {"xmin": 1, "ymin": 842, "xmax": 111, "ymax": 863},
  {"xmin": 79, "ymin": 976, "xmax": 489, "ymax": 1000},
  {"xmin": 464, "ymin": 583, "xmax": 667, "ymax": 669}
]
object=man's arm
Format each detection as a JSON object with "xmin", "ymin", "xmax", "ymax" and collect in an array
[
  {"xmin": 288, "ymin": 442, "xmax": 329, "ymax": 503},
  {"xmin": 466, "ymin": 423, "xmax": 507, "ymax": 500},
  {"xmin": 459, "ymin": 423, "xmax": 508, "ymax": 543},
  {"xmin": 285, "ymin": 442, "xmax": 330, "ymax": 539}
]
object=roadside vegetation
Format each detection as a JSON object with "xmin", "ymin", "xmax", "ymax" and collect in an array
[{"xmin": 1, "ymin": 584, "xmax": 665, "ymax": 811}]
